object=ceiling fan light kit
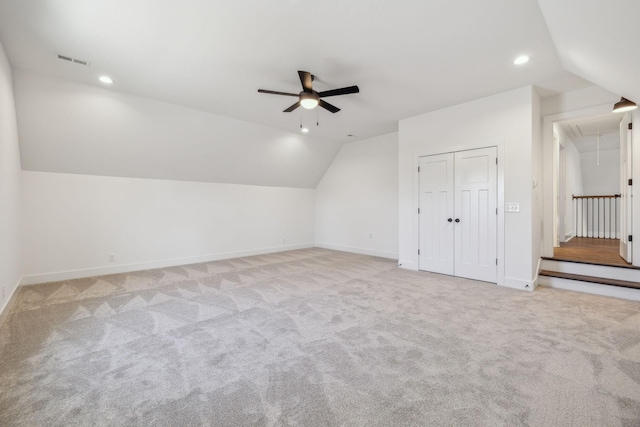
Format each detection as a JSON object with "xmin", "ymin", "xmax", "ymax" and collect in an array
[
  {"xmin": 258, "ymin": 70, "xmax": 359, "ymax": 114},
  {"xmin": 300, "ymin": 92, "xmax": 320, "ymax": 109}
]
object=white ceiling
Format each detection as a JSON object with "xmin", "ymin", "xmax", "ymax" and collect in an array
[
  {"xmin": 2, "ymin": 0, "xmax": 638, "ymax": 187},
  {"xmin": 559, "ymin": 113, "xmax": 624, "ymax": 153},
  {"xmin": 537, "ymin": 0, "xmax": 640, "ymax": 110},
  {"xmin": 0, "ymin": 0, "xmax": 594, "ymax": 144}
]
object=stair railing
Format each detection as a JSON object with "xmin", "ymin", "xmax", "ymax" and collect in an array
[{"xmin": 573, "ymin": 194, "xmax": 620, "ymax": 239}]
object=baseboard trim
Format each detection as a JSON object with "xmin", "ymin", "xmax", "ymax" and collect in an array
[
  {"xmin": 0, "ymin": 276, "xmax": 23, "ymax": 329},
  {"xmin": 21, "ymin": 243, "xmax": 315, "ymax": 286},
  {"xmin": 397, "ymin": 260, "xmax": 418, "ymax": 271},
  {"xmin": 501, "ymin": 276, "xmax": 535, "ymax": 292},
  {"xmin": 315, "ymin": 243, "xmax": 398, "ymax": 260}
]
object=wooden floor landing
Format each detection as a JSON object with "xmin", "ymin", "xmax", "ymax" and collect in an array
[{"xmin": 548, "ymin": 237, "xmax": 637, "ymax": 269}]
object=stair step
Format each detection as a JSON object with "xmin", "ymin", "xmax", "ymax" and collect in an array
[
  {"xmin": 540, "ymin": 258, "xmax": 640, "ymax": 282},
  {"xmin": 541, "ymin": 256, "xmax": 640, "ymax": 270},
  {"xmin": 539, "ymin": 270, "xmax": 640, "ymax": 290}
]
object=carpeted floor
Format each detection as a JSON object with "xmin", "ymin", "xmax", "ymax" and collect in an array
[{"xmin": 1, "ymin": 248, "xmax": 639, "ymax": 426}]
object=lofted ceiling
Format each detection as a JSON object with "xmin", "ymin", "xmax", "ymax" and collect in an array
[
  {"xmin": 0, "ymin": 0, "xmax": 594, "ymax": 144},
  {"xmin": 537, "ymin": 0, "xmax": 640, "ymax": 110},
  {"xmin": 1, "ymin": 0, "xmax": 636, "ymax": 187}
]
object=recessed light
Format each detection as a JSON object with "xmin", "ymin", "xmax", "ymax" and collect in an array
[
  {"xmin": 301, "ymin": 127, "xmax": 309, "ymax": 133},
  {"xmin": 514, "ymin": 55, "xmax": 530, "ymax": 65},
  {"xmin": 99, "ymin": 76, "xmax": 113, "ymax": 84}
]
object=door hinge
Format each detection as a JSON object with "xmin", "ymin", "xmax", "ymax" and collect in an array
[
  {"xmin": 496, "ymin": 158, "xmax": 498, "ymax": 165},
  {"xmin": 496, "ymin": 208, "xmax": 498, "ymax": 214},
  {"xmin": 418, "ymin": 166, "xmax": 420, "ymax": 173},
  {"xmin": 629, "ymin": 179, "xmax": 633, "ymax": 186},
  {"xmin": 629, "ymin": 235, "xmax": 633, "ymax": 242},
  {"xmin": 629, "ymin": 123, "xmax": 633, "ymax": 130},
  {"xmin": 496, "ymin": 259, "xmax": 498, "ymax": 265},
  {"xmin": 418, "ymin": 208, "xmax": 420, "ymax": 214},
  {"xmin": 418, "ymin": 249, "xmax": 420, "ymax": 255}
]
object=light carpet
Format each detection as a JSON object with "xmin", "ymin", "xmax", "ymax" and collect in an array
[{"xmin": 1, "ymin": 248, "xmax": 639, "ymax": 426}]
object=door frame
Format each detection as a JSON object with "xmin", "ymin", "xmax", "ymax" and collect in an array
[
  {"xmin": 414, "ymin": 140, "xmax": 505, "ymax": 286},
  {"xmin": 542, "ymin": 104, "xmax": 638, "ymax": 266},
  {"xmin": 558, "ymin": 142, "xmax": 566, "ymax": 243}
]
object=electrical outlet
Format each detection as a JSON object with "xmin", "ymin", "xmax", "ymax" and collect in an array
[
  {"xmin": 369, "ymin": 233, "xmax": 373, "ymax": 239},
  {"xmin": 108, "ymin": 253, "xmax": 116, "ymax": 262},
  {"xmin": 282, "ymin": 238, "xmax": 286, "ymax": 244}
]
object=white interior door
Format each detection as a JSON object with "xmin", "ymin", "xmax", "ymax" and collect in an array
[
  {"xmin": 558, "ymin": 144, "xmax": 566, "ymax": 243},
  {"xmin": 620, "ymin": 113, "xmax": 633, "ymax": 262},
  {"xmin": 454, "ymin": 147, "xmax": 497, "ymax": 282},
  {"xmin": 419, "ymin": 153, "xmax": 454, "ymax": 275}
]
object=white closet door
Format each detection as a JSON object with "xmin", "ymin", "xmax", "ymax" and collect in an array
[
  {"xmin": 454, "ymin": 147, "xmax": 497, "ymax": 282},
  {"xmin": 419, "ymin": 153, "xmax": 454, "ymax": 275}
]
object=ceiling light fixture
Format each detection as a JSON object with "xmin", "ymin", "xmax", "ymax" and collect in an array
[
  {"xmin": 612, "ymin": 97, "xmax": 637, "ymax": 113},
  {"xmin": 299, "ymin": 92, "xmax": 319, "ymax": 109},
  {"xmin": 301, "ymin": 127, "xmax": 309, "ymax": 133},
  {"xmin": 99, "ymin": 76, "xmax": 113, "ymax": 84},
  {"xmin": 514, "ymin": 55, "xmax": 530, "ymax": 65}
]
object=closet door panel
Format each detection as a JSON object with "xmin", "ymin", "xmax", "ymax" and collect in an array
[
  {"xmin": 419, "ymin": 153, "xmax": 454, "ymax": 275},
  {"xmin": 454, "ymin": 147, "xmax": 497, "ymax": 282}
]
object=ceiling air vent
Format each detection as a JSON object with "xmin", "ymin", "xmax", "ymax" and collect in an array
[{"xmin": 57, "ymin": 54, "xmax": 91, "ymax": 66}]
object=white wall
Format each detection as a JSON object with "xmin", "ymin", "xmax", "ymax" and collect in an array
[
  {"xmin": 399, "ymin": 86, "xmax": 535, "ymax": 290},
  {"xmin": 580, "ymin": 149, "xmax": 620, "ymax": 195},
  {"xmin": 0, "ymin": 40, "xmax": 22, "ymax": 316},
  {"xmin": 14, "ymin": 70, "xmax": 343, "ymax": 189},
  {"xmin": 21, "ymin": 171, "xmax": 315, "ymax": 284},
  {"xmin": 541, "ymin": 85, "xmax": 619, "ymax": 117},
  {"xmin": 315, "ymin": 132, "xmax": 398, "ymax": 259}
]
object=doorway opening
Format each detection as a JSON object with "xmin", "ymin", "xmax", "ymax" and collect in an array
[{"xmin": 551, "ymin": 111, "xmax": 632, "ymax": 267}]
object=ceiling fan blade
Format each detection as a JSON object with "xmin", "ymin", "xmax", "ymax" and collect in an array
[
  {"xmin": 298, "ymin": 71, "xmax": 313, "ymax": 92},
  {"xmin": 258, "ymin": 89, "xmax": 299, "ymax": 97},
  {"xmin": 319, "ymin": 99, "xmax": 340, "ymax": 113},
  {"xmin": 318, "ymin": 85, "xmax": 360, "ymax": 98},
  {"xmin": 283, "ymin": 101, "xmax": 301, "ymax": 112}
]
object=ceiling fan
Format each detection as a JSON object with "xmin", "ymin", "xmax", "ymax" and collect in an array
[{"xmin": 258, "ymin": 71, "xmax": 359, "ymax": 113}]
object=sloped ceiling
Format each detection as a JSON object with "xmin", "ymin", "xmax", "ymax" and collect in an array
[
  {"xmin": 0, "ymin": 0, "xmax": 613, "ymax": 187},
  {"xmin": 537, "ymin": 0, "xmax": 640, "ymax": 106}
]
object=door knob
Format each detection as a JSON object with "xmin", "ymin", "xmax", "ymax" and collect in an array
[
  {"xmin": 455, "ymin": 218, "xmax": 460, "ymax": 223},
  {"xmin": 447, "ymin": 218, "xmax": 453, "ymax": 222}
]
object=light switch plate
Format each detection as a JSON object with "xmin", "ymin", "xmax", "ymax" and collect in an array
[{"xmin": 506, "ymin": 203, "xmax": 520, "ymax": 213}]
